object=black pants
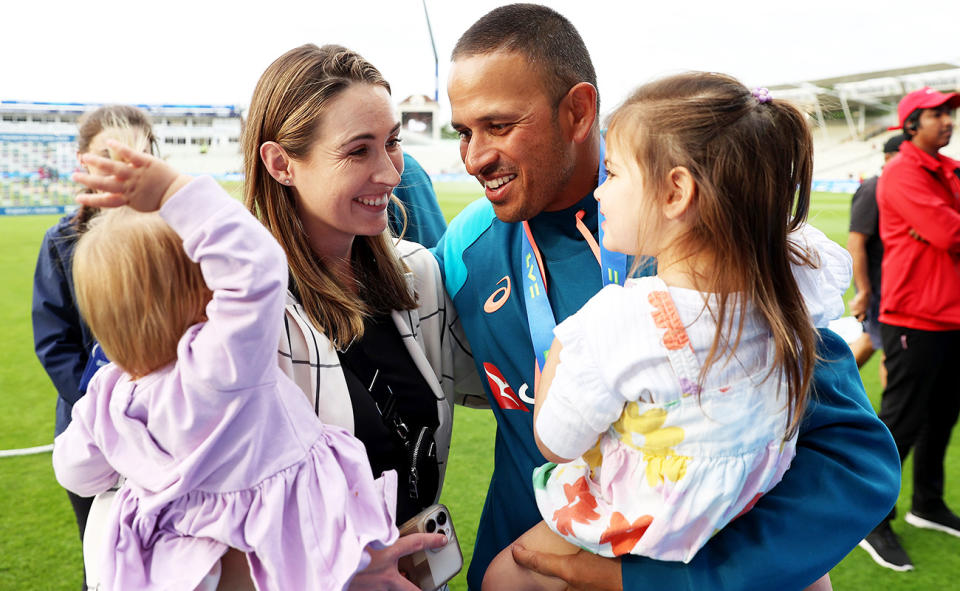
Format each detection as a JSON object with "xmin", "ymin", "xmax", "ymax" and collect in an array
[
  {"xmin": 879, "ymin": 323, "xmax": 960, "ymax": 520},
  {"xmin": 67, "ymin": 489, "xmax": 94, "ymax": 590}
]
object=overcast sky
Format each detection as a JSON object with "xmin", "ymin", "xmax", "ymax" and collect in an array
[{"xmin": 5, "ymin": 0, "xmax": 958, "ymax": 121}]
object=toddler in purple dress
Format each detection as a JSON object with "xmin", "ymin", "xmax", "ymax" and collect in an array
[{"xmin": 53, "ymin": 141, "xmax": 398, "ymax": 590}]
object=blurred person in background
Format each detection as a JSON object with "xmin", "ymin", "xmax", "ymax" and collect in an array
[
  {"xmin": 846, "ymin": 133, "xmax": 907, "ymax": 382},
  {"xmin": 860, "ymin": 86, "xmax": 960, "ymax": 572},
  {"xmin": 31, "ymin": 104, "xmax": 157, "ymax": 591}
]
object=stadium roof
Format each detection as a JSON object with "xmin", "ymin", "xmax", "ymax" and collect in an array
[{"xmin": 769, "ymin": 62, "xmax": 960, "ymax": 140}]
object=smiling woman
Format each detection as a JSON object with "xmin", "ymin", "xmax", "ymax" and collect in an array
[
  {"xmin": 267, "ymin": 83, "xmax": 404, "ymax": 261},
  {"xmin": 235, "ymin": 43, "xmax": 463, "ymax": 590}
]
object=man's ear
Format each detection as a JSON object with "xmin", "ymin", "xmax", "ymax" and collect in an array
[
  {"xmin": 558, "ymin": 82, "xmax": 598, "ymax": 144},
  {"xmin": 663, "ymin": 166, "xmax": 697, "ymax": 220},
  {"xmin": 259, "ymin": 141, "xmax": 293, "ymax": 185}
]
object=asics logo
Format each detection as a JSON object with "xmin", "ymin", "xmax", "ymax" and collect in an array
[
  {"xmin": 483, "ymin": 362, "xmax": 529, "ymax": 412},
  {"xmin": 483, "ymin": 276, "xmax": 511, "ymax": 313}
]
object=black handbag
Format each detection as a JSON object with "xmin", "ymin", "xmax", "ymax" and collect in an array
[{"xmin": 378, "ymin": 386, "xmax": 440, "ymax": 504}]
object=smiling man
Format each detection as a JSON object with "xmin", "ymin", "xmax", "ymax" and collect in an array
[
  {"xmin": 446, "ymin": 49, "xmax": 597, "ymax": 223},
  {"xmin": 434, "ymin": 4, "xmax": 900, "ymax": 590},
  {"xmin": 861, "ymin": 86, "xmax": 960, "ymax": 572}
]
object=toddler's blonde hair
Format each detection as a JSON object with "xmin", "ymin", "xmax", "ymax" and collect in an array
[{"xmin": 73, "ymin": 208, "xmax": 210, "ymax": 379}]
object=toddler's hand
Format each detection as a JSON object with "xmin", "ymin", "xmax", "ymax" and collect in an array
[{"xmin": 72, "ymin": 139, "xmax": 190, "ymax": 212}]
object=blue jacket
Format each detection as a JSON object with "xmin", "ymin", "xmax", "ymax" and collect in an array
[
  {"xmin": 391, "ymin": 152, "xmax": 447, "ymax": 248},
  {"xmin": 435, "ymin": 193, "xmax": 901, "ymax": 590},
  {"xmin": 32, "ymin": 214, "xmax": 105, "ymax": 436}
]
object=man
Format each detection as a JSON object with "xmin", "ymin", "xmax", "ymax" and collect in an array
[
  {"xmin": 846, "ymin": 134, "xmax": 907, "ymax": 377},
  {"xmin": 860, "ymin": 86, "xmax": 960, "ymax": 572},
  {"xmin": 436, "ymin": 4, "xmax": 900, "ymax": 590}
]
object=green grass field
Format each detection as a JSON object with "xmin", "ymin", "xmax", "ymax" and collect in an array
[{"xmin": 1, "ymin": 185, "xmax": 958, "ymax": 590}]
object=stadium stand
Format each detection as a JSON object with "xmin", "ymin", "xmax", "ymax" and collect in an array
[
  {"xmin": 0, "ymin": 101, "xmax": 241, "ymax": 213},
  {"xmin": 3, "ymin": 63, "xmax": 958, "ymax": 212}
]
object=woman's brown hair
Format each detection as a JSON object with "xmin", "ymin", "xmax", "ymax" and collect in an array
[
  {"xmin": 607, "ymin": 72, "xmax": 818, "ymax": 436},
  {"xmin": 242, "ymin": 44, "xmax": 415, "ymax": 350}
]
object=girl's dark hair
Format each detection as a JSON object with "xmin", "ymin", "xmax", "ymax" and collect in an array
[{"xmin": 607, "ymin": 72, "xmax": 818, "ymax": 436}]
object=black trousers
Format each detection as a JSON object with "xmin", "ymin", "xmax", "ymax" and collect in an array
[
  {"xmin": 66, "ymin": 489, "xmax": 94, "ymax": 590},
  {"xmin": 879, "ymin": 323, "xmax": 960, "ymax": 519}
]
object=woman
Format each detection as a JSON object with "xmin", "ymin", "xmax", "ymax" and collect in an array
[
  {"xmin": 238, "ymin": 43, "xmax": 458, "ymax": 589},
  {"xmin": 31, "ymin": 104, "xmax": 157, "ymax": 591}
]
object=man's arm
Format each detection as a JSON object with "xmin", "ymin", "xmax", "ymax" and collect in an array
[
  {"xmin": 846, "ymin": 231, "xmax": 872, "ymax": 320},
  {"xmin": 881, "ymin": 166, "xmax": 960, "ymax": 253},
  {"xmin": 515, "ymin": 329, "xmax": 900, "ymax": 590}
]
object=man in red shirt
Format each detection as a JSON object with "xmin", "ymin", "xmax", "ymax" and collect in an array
[{"xmin": 860, "ymin": 86, "xmax": 960, "ymax": 571}]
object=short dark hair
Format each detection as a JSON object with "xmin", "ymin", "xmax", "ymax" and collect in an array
[
  {"xmin": 883, "ymin": 133, "xmax": 907, "ymax": 154},
  {"xmin": 452, "ymin": 3, "xmax": 598, "ymax": 110},
  {"xmin": 903, "ymin": 109, "xmax": 923, "ymax": 136}
]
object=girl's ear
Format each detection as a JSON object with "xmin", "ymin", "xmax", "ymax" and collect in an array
[
  {"xmin": 663, "ymin": 166, "xmax": 697, "ymax": 220},
  {"xmin": 259, "ymin": 141, "xmax": 293, "ymax": 185}
]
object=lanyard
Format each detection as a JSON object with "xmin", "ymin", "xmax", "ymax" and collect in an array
[
  {"xmin": 520, "ymin": 144, "xmax": 627, "ymax": 389},
  {"xmin": 597, "ymin": 139, "xmax": 628, "ymax": 286}
]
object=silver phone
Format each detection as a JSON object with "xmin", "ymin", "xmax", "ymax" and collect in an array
[{"xmin": 397, "ymin": 503, "xmax": 463, "ymax": 591}]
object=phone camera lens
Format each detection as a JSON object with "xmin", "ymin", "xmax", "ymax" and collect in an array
[
  {"xmin": 436, "ymin": 511, "xmax": 447, "ymax": 525},
  {"xmin": 425, "ymin": 518, "xmax": 436, "ymax": 533}
]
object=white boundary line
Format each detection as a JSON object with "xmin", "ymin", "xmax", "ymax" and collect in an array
[{"xmin": 0, "ymin": 443, "xmax": 54, "ymax": 457}]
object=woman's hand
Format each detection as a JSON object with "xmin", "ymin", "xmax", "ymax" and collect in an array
[
  {"xmin": 348, "ymin": 533, "xmax": 448, "ymax": 591},
  {"xmin": 511, "ymin": 542, "xmax": 623, "ymax": 591},
  {"xmin": 72, "ymin": 139, "xmax": 190, "ymax": 211}
]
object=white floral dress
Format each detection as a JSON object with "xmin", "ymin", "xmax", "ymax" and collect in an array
[{"xmin": 533, "ymin": 225, "xmax": 850, "ymax": 562}]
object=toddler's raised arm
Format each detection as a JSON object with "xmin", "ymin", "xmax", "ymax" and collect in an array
[
  {"xmin": 72, "ymin": 141, "xmax": 289, "ymax": 390},
  {"xmin": 159, "ymin": 177, "xmax": 288, "ymax": 390},
  {"xmin": 73, "ymin": 140, "xmax": 189, "ymax": 212}
]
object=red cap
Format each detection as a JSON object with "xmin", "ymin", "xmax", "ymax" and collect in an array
[{"xmin": 889, "ymin": 86, "xmax": 960, "ymax": 130}]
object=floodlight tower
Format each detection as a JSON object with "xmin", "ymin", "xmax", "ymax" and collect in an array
[{"xmin": 422, "ymin": 0, "xmax": 439, "ymax": 102}]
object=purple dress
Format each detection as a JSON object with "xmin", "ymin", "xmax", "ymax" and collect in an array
[{"xmin": 53, "ymin": 177, "xmax": 398, "ymax": 590}]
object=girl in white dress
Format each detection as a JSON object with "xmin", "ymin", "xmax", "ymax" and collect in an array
[{"xmin": 483, "ymin": 73, "xmax": 845, "ymax": 591}]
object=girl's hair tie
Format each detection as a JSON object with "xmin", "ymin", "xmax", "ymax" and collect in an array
[{"xmin": 751, "ymin": 87, "xmax": 772, "ymax": 104}]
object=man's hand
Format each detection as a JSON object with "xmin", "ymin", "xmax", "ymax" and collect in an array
[
  {"xmin": 848, "ymin": 289, "xmax": 871, "ymax": 321},
  {"xmin": 348, "ymin": 532, "xmax": 448, "ymax": 591},
  {"xmin": 909, "ymin": 228, "xmax": 929, "ymax": 244},
  {"xmin": 511, "ymin": 542, "xmax": 622, "ymax": 591}
]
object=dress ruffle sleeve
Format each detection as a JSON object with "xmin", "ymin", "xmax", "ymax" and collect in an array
[{"xmin": 791, "ymin": 223, "xmax": 852, "ymax": 328}]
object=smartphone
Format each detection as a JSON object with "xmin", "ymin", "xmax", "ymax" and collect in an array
[{"xmin": 397, "ymin": 503, "xmax": 463, "ymax": 591}]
